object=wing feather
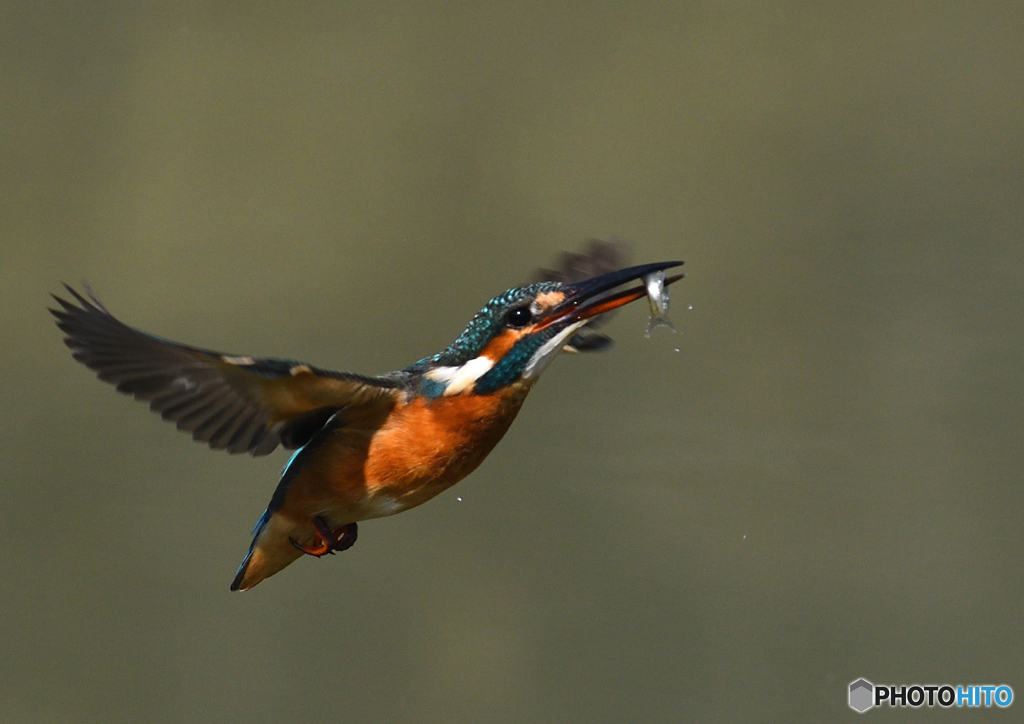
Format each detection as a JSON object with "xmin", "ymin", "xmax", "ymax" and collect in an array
[{"xmin": 50, "ymin": 285, "xmax": 402, "ymax": 456}]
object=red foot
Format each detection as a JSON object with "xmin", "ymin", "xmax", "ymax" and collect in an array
[{"xmin": 290, "ymin": 518, "xmax": 358, "ymax": 557}]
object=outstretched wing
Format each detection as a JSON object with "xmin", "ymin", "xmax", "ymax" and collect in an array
[{"xmin": 50, "ymin": 285, "xmax": 402, "ymax": 456}]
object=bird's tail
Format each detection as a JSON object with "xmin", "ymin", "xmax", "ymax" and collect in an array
[{"xmin": 230, "ymin": 510, "xmax": 304, "ymax": 591}]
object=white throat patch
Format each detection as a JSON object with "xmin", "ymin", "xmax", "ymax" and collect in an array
[
  {"xmin": 426, "ymin": 355, "xmax": 496, "ymax": 395},
  {"xmin": 522, "ymin": 321, "xmax": 587, "ymax": 380}
]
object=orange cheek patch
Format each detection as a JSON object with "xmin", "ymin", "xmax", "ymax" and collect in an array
[{"xmin": 479, "ymin": 328, "xmax": 525, "ymax": 361}]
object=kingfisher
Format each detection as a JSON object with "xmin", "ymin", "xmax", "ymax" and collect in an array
[{"xmin": 51, "ymin": 254, "xmax": 683, "ymax": 591}]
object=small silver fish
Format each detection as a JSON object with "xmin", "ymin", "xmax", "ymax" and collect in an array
[{"xmin": 643, "ymin": 270, "xmax": 676, "ymax": 337}]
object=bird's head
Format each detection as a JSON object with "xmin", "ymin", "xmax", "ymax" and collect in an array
[{"xmin": 410, "ymin": 261, "xmax": 684, "ymax": 397}]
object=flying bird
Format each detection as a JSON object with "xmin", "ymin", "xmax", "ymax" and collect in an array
[{"xmin": 51, "ymin": 250, "xmax": 683, "ymax": 590}]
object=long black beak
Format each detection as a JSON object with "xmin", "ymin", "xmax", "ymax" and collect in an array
[{"xmin": 539, "ymin": 261, "xmax": 685, "ymax": 328}]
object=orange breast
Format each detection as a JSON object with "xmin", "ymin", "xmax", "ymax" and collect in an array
[
  {"xmin": 360, "ymin": 383, "xmax": 531, "ymax": 511},
  {"xmin": 272, "ymin": 383, "xmax": 533, "ymax": 524}
]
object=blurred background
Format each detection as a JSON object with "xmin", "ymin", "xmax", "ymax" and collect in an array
[{"xmin": 3, "ymin": 2, "xmax": 1023, "ymax": 721}]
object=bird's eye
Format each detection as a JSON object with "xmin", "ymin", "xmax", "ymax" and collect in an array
[{"xmin": 506, "ymin": 306, "xmax": 533, "ymax": 328}]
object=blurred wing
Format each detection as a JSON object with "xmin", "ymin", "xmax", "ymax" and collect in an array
[
  {"xmin": 534, "ymin": 237, "xmax": 631, "ymax": 352},
  {"xmin": 50, "ymin": 285, "xmax": 402, "ymax": 456},
  {"xmin": 533, "ymin": 237, "xmax": 631, "ymax": 286}
]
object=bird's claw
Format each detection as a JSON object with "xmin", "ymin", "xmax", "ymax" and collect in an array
[{"xmin": 290, "ymin": 518, "xmax": 358, "ymax": 557}]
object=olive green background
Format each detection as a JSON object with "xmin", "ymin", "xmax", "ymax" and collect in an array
[{"xmin": 3, "ymin": 2, "xmax": 1022, "ymax": 722}]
